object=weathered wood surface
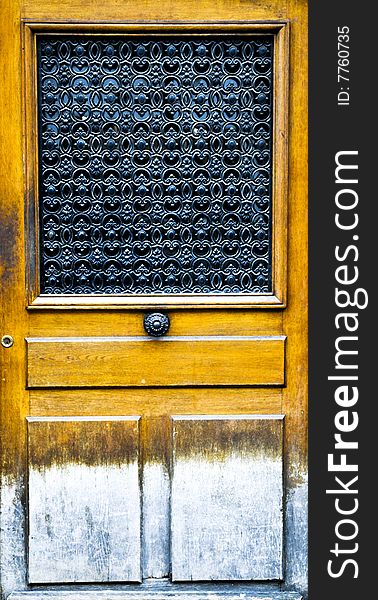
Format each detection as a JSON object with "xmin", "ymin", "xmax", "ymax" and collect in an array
[
  {"xmin": 171, "ymin": 416, "xmax": 284, "ymax": 581},
  {"xmin": 27, "ymin": 417, "xmax": 141, "ymax": 583},
  {"xmin": 26, "ymin": 336, "xmax": 286, "ymax": 388},
  {"xmin": 0, "ymin": 1, "xmax": 29, "ymax": 598},
  {"xmin": 281, "ymin": 1, "xmax": 308, "ymax": 593},
  {"xmin": 9, "ymin": 593, "xmax": 302, "ymax": 600},
  {"xmin": 21, "ymin": 0, "xmax": 288, "ymax": 21},
  {"xmin": 1, "ymin": 0, "xmax": 307, "ymax": 598},
  {"xmin": 29, "ymin": 388, "xmax": 283, "ymax": 417},
  {"xmin": 9, "ymin": 578, "xmax": 301, "ymax": 599},
  {"xmin": 142, "ymin": 463, "xmax": 170, "ymax": 578},
  {"xmin": 141, "ymin": 416, "xmax": 171, "ymax": 579},
  {"xmin": 28, "ymin": 310, "xmax": 282, "ymax": 338},
  {"xmin": 9, "ymin": 590, "xmax": 302, "ymax": 600}
]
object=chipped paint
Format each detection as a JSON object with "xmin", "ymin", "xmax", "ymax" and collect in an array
[
  {"xmin": 142, "ymin": 463, "xmax": 170, "ymax": 579},
  {"xmin": 140, "ymin": 416, "xmax": 171, "ymax": 578},
  {"xmin": 8, "ymin": 587, "xmax": 303, "ymax": 600},
  {"xmin": 172, "ymin": 456, "xmax": 283, "ymax": 581},
  {"xmin": 2, "ymin": 414, "xmax": 305, "ymax": 594},
  {"xmin": 173, "ymin": 415, "xmax": 284, "ymax": 463},
  {"xmin": 171, "ymin": 417, "xmax": 283, "ymax": 581},
  {"xmin": 26, "ymin": 417, "xmax": 142, "ymax": 584},
  {"xmin": 28, "ymin": 462, "xmax": 141, "ymax": 583},
  {"xmin": 27, "ymin": 417, "xmax": 139, "ymax": 470},
  {"xmin": 0, "ymin": 479, "xmax": 26, "ymax": 597},
  {"xmin": 284, "ymin": 480, "xmax": 308, "ymax": 597}
]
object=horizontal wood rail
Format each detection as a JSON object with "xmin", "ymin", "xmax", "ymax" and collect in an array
[{"xmin": 27, "ymin": 335, "xmax": 286, "ymax": 388}]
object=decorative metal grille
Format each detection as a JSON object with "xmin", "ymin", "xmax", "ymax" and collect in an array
[{"xmin": 37, "ymin": 36, "xmax": 273, "ymax": 294}]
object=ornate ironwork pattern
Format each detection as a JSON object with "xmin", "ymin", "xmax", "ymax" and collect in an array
[{"xmin": 37, "ymin": 36, "xmax": 273, "ymax": 294}]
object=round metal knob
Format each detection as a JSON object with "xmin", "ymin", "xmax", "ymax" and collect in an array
[{"xmin": 143, "ymin": 313, "xmax": 170, "ymax": 337}]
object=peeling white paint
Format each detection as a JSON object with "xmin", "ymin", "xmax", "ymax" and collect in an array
[
  {"xmin": 171, "ymin": 456, "xmax": 283, "ymax": 581},
  {"xmin": 8, "ymin": 589, "xmax": 303, "ymax": 600},
  {"xmin": 1, "ymin": 417, "xmax": 306, "ymax": 596},
  {"xmin": 142, "ymin": 462, "xmax": 170, "ymax": 579},
  {"xmin": 0, "ymin": 479, "xmax": 26, "ymax": 596},
  {"xmin": 28, "ymin": 463, "xmax": 141, "ymax": 583},
  {"xmin": 284, "ymin": 480, "xmax": 308, "ymax": 596}
]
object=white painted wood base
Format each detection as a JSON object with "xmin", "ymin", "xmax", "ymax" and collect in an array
[
  {"xmin": 171, "ymin": 416, "xmax": 283, "ymax": 581},
  {"xmin": 8, "ymin": 590, "xmax": 302, "ymax": 600},
  {"xmin": 28, "ymin": 464, "xmax": 141, "ymax": 583}
]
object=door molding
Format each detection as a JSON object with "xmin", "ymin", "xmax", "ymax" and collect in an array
[{"xmin": 22, "ymin": 21, "xmax": 289, "ymax": 310}]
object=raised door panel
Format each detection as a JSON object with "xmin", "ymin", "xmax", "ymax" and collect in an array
[
  {"xmin": 27, "ymin": 417, "xmax": 141, "ymax": 583},
  {"xmin": 26, "ymin": 336, "xmax": 286, "ymax": 387},
  {"xmin": 27, "ymin": 414, "xmax": 284, "ymax": 584},
  {"xmin": 171, "ymin": 415, "xmax": 284, "ymax": 581}
]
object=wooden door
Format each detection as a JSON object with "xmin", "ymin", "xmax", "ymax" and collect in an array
[{"xmin": 0, "ymin": 1, "xmax": 307, "ymax": 599}]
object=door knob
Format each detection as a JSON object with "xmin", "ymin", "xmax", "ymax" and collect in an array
[{"xmin": 143, "ymin": 313, "xmax": 170, "ymax": 337}]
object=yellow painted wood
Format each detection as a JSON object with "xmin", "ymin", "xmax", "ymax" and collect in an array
[
  {"xmin": 28, "ymin": 310, "xmax": 283, "ymax": 338},
  {"xmin": 23, "ymin": 20, "xmax": 288, "ymax": 310},
  {"xmin": 27, "ymin": 336, "xmax": 286, "ymax": 387},
  {"xmin": 21, "ymin": 0, "xmax": 289, "ymax": 23},
  {"xmin": 1, "ymin": 0, "xmax": 308, "ymax": 593},
  {"xmin": 29, "ymin": 388, "xmax": 283, "ymax": 416},
  {"xmin": 0, "ymin": 0, "xmax": 29, "ymax": 485}
]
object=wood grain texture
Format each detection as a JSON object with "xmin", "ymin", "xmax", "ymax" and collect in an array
[
  {"xmin": 271, "ymin": 23, "xmax": 289, "ymax": 307},
  {"xmin": 171, "ymin": 416, "xmax": 283, "ymax": 581},
  {"xmin": 27, "ymin": 417, "xmax": 141, "ymax": 583},
  {"xmin": 1, "ymin": 0, "xmax": 308, "ymax": 596},
  {"xmin": 281, "ymin": 0, "xmax": 308, "ymax": 594},
  {"xmin": 29, "ymin": 294, "xmax": 284, "ymax": 309},
  {"xmin": 26, "ymin": 336, "xmax": 286, "ymax": 388},
  {"xmin": 20, "ymin": 2, "xmax": 289, "ymax": 31},
  {"xmin": 23, "ymin": 20, "xmax": 288, "ymax": 310},
  {"xmin": 9, "ymin": 588, "xmax": 302, "ymax": 600},
  {"xmin": 140, "ymin": 416, "xmax": 171, "ymax": 579},
  {"xmin": 0, "ymin": 2, "xmax": 27, "ymax": 477},
  {"xmin": 0, "ymin": 0, "xmax": 30, "ymax": 597},
  {"xmin": 142, "ymin": 462, "xmax": 170, "ymax": 579},
  {"xmin": 29, "ymin": 388, "xmax": 283, "ymax": 416},
  {"xmin": 28, "ymin": 310, "xmax": 283, "ymax": 337}
]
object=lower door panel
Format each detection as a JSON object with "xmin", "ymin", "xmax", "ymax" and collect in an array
[
  {"xmin": 27, "ymin": 417, "xmax": 141, "ymax": 583},
  {"xmin": 27, "ymin": 414, "xmax": 283, "ymax": 585}
]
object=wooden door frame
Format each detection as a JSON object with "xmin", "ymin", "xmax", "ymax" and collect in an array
[
  {"xmin": 23, "ymin": 21, "xmax": 289, "ymax": 309},
  {"xmin": 1, "ymin": 0, "xmax": 307, "ymax": 598}
]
